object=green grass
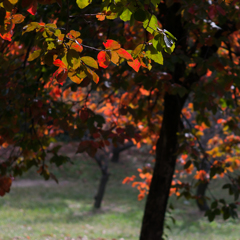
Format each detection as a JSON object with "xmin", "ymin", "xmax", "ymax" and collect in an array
[{"xmin": 0, "ymin": 147, "xmax": 240, "ymax": 240}]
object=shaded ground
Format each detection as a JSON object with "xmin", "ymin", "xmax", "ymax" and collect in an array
[{"xmin": 0, "ymin": 144, "xmax": 240, "ymax": 240}]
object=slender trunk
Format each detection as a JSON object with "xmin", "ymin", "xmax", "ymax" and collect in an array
[
  {"xmin": 196, "ymin": 157, "xmax": 210, "ymax": 211},
  {"xmin": 94, "ymin": 169, "xmax": 110, "ymax": 208},
  {"xmin": 196, "ymin": 181, "xmax": 209, "ymax": 211},
  {"xmin": 94, "ymin": 153, "xmax": 109, "ymax": 208},
  {"xmin": 111, "ymin": 141, "xmax": 134, "ymax": 162},
  {"xmin": 140, "ymin": 93, "xmax": 185, "ymax": 240}
]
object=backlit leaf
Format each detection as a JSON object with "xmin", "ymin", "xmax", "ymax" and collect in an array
[
  {"xmin": 8, "ymin": 0, "xmax": 18, "ymax": 4},
  {"xmin": 86, "ymin": 67, "xmax": 99, "ymax": 84},
  {"xmin": 146, "ymin": 45, "xmax": 163, "ymax": 65},
  {"xmin": 127, "ymin": 58, "xmax": 141, "ymax": 72},
  {"xmin": 97, "ymin": 51, "xmax": 111, "ymax": 68},
  {"xmin": 116, "ymin": 48, "xmax": 133, "ymax": 60},
  {"xmin": 28, "ymin": 49, "xmax": 41, "ymax": 61},
  {"xmin": 76, "ymin": 0, "xmax": 92, "ymax": 9},
  {"xmin": 81, "ymin": 56, "xmax": 98, "ymax": 69},
  {"xmin": 120, "ymin": 8, "xmax": 132, "ymax": 22},
  {"xmin": 143, "ymin": 14, "xmax": 158, "ymax": 34},
  {"xmin": 27, "ymin": 0, "xmax": 38, "ymax": 15},
  {"xmin": 53, "ymin": 59, "xmax": 67, "ymax": 69},
  {"xmin": 132, "ymin": 44, "xmax": 145, "ymax": 58},
  {"xmin": 12, "ymin": 14, "xmax": 25, "ymax": 24},
  {"xmin": 111, "ymin": 51, "xmax": 120, "ymax": 65},
  {"xmin": 103, "ymin": 39, "xmax": 121, "ymax": 50},
  {"xmin": 67, "ymin": 30, "xmax": 80, "ymax": 39}
]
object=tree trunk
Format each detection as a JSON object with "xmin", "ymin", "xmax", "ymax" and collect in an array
[
  {"xmin": 111, "ymin": 141, "xmax": 134, "ymax": 162},
  {"xmin": 94, "ymin": 169, "xmax": 110, "ymax": 208},
  {"xmin": 140, "ymin": 93, "xmax": 185, "ymax": 240},
  {"xmin": 196, "ymin": 181, "xmax": 209, "ymax": 211},
  {"xmin": 94, "ymin": 152, "xmax": 109, "ymax": 209}
]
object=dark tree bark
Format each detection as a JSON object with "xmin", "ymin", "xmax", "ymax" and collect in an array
[
  {"xmin": 94, "ymin": 141, "xmax": 133, "ymax": 208},
  {"xmin": 94, "ymin": 168, "xmax": 110, "ymax": 208},
  {"xmin": 139, "ymin": 1, "xmax": 236, "ymax": 238},
  {"xmin": 140, "ymin": 3, "xmax": 187, "ymax": 239},
  {"xmin": 140, "ymin": 93, "xmax": 186, "ymax": 240},
  {"xmin": 196, "ymin": 181, "xmax": 209, "ymax": 211},
  {"xmin": 111, "ymin": 141, "xmax": 134, "ymax": 162},
  {"xmin": 94, "ymin": 153, "xmax": 110, "ymax": 208}
]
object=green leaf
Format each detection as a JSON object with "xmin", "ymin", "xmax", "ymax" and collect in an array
[
  {"xmin": 146, "ymin": 45, "xmax": 163, "ymax": 65},
  {"xmin": 150, "ymin": 34, "xmax": 163, "ymax": 52},
  {"xmin": 81, "ymin": 56, "xmax": 98, "ymax": 69},
  {"xmin": 28, "ymin": 50, "xmax": 41, "ymax": 61},
  {"xmin": 222, "ymin": 183, "xmax": 231, "ymax": 189},
  {"xmin": 76, "ymin": 0, "xmax": 92, "ymax": 9},
  {"xmin": 211, "ymin": 200, "xmax": 218, "ymax": 209},
  {"xmin": 120, "ymin": 8, "xmax": 132, "ymax": 21},
  {"xmin": 151, "ymin": 0, "xmax": 161, "ymax": 7},
  {"xmin": 164, "ymin": 29, "xmax": 177, "ymax": 41},
  {"xmin": 132, "ymin": 44, "xmax": 145, "ymax": 58},
  {"xmin": 143, "ymin": 14, "xmax": 158, "ymax": 34},
  {"xmin": 67, "ymin": 49, "xmax": 81, "ymax": 69}
]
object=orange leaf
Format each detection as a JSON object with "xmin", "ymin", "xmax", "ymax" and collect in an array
[
  {"xmin": 0, "ymin": 32, "xmax": 13, "ymax": 41},
  {"xmin": 86, "ymin": 67, "xmax": 99, "ymax": 84},
  {"xmin": 71, "ymin": 42, "xmax": 83, "ymax": 53},
  {"xmin": 127, "ymin": 58, "xmax": 141, "ymax": 72},
  {"xmin": 116, "ymin": 48, "xmax": 133, "ymax": 60},
  {"xmin": 110, "ymin": 51, "xmax": 119, "ymax": 65},
  {"xmin": 103, "ymin": 39, "xmax": 121, "ymax": 50},
  {"xmin": 97, "ymin": 51, "xmax": 111, "ymax": 68},
  {"xmin": 12, "ymin": 14, "xmax": 25, "ymax": 24},
  {"xmin": 67, "ymin": 30, "xmax": 80, "ymax": 39},
  {"xmin": 96, "ymin": 13, "xmax": 105, "ymax": 21}
]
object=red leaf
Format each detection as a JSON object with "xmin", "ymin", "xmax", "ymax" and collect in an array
[
  {"xmin": 53, "ymin": 59, "xmax": 67, "ymax": 69},
  {"xmin": 0, "ymin": 32, "xmax": 13, "ymax": 41},
  {"xmin": 116, "ymin": 128, "xmax": 125, "ymax": 134},
  {"xmin": 103, "ymin": 39, "xmax": 121, "ymax": 50},
  {"xmin": 116, "ymin": 48, "xmax": 133, "ymax": 60},
  {"xmin": 76, "ymin": 141, "xmax": 90, "ymax": 153},
  {"xmin": 127, "ymin": 58, "xmax": 141, "ymax": 72},
  {"xmin": 92, "ymin": 132, "xmax": 100, "ymax": 138},
  {"xmin": 27, "ymin": 0, "xmax": 38, "ymax": 15},
  {"xmin": 80, "ymin": 109, "xmax": 89, "ymax": 122},
  {"xmin": 97, "ymin": 51, "xmax": 111, "ymax": 68},
  {"xmin": 216, "ymin": 5, "xmax": 226, "ymax": 16},
  {"xmin": 51, "ymin": 68, "xmax": 68, "ymax": 85},
  {"xmin": 0, "ymin": 176, "xmax": 12, "ymax": 197}
]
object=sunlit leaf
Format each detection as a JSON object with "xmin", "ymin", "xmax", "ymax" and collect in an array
[
  {"xmin": 81, "ymin": 56, "xmax": 98, "ymax": 69},
  {"xmin": 127, "ymin": 58, "xmax": 141, "ymax": 72},
  {"xmin": 76, "ymin": 0, "xmax": 92, "ymax": 9},
  {"xmin": 116, "ymin": 48, "xmax": 133, "ymax": 60},
  {"xmin": 103, "ymin": 39, "xmax": 121, "ymax": 50},
  {"xmin": 97, "ymin": 51, "xmax": 111, "ymax": 68},
  {"xmin": 28, "ymin": 49, "xmax": 41, "ymax": 61}
]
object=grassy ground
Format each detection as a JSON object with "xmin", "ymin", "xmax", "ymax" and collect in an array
[{"xmin": 0, "ymin": 144, "xmax": 239, "ymax": 240}]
